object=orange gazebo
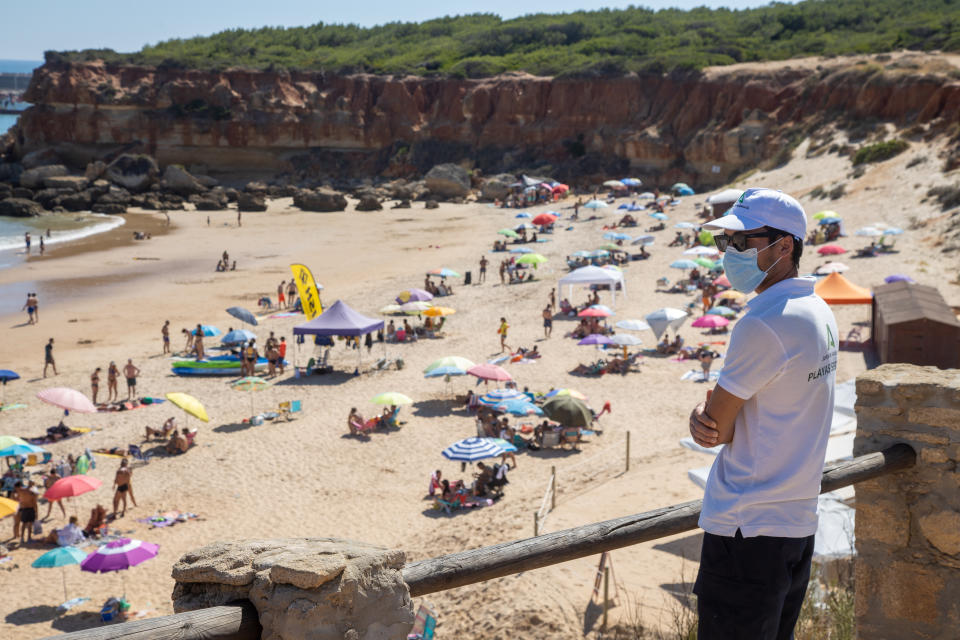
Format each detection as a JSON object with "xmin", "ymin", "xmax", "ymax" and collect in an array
[{"xmin": 814, "ymin": 272, "xmax": 873, "ymax": 305}]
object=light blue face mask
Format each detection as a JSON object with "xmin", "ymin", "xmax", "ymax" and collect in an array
[{"xmin": 721, "ymin": 237, "xmax": 785, "ymax": 293}]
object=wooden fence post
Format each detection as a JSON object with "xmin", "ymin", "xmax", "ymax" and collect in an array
[
  {"xmin": 625, "ymin": 431, "xmax": 630, "ymax": 472},
  {"xmin": 533, "ymin": 512, "xmax": 539, "ymax": 537},
  {"xmin": 602, "ymin": 566, "xmax": 610, "ymax": 630},
  {"xmin": 550, "ymin": 466, "xmax": 556, "ymax": 510}
]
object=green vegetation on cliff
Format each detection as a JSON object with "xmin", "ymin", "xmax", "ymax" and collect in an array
[{"xmin": 52, "ymin": 0, "xmax": 960, "ymax": 76}]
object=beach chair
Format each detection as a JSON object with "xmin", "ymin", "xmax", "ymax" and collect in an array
[
  {"xmin": 541, "ymin": 430, "xmax": 561, "ymax": 449},
  {"xmin": 278, "ymin": 400, "xmax": 302, "ymax": 421},
  {"xmin": 561, "ymin": 428, "xmax": 582, "ymax": 450},
  {"xmin": 127, "ymin": 444, "xmax": 152, "ymax": 466}
]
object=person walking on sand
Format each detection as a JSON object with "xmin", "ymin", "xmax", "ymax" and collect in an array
[
  {"xmin": 497, "ymin": 317, "xmax": 511, "ymax": 353},
  {"xmin": 39, "ymin": 236, "xmax": 45, "ymax": 256},
  {"xmin": 43, "ymin": 338, "xmax": 57, "ymax": 377},
  {"xmin": 90, "ymin": 367, "xmax": 101, "ymax": 405},
  {"xmin": 15, "ymin": 480, "xmax": 39, "ymax": 544},
  {"xmin": 123, "ymin": 359, "xmax": 140, "ymax": 401},
  {"xmin": 112, "ymin": 458, "xmax": 137, "ymax": 518},
  {"xmin": 107, "ymin": 361, "xmax": 120, "ymax": 402},
  {"xmin": 688, "ymin": 188, "xmax": 838, "ymax": 640},
  {"xmin": 21, "ymin": 293, "xmax": 37, "ymax": 324},
  {"xmin": 161, "ymin": 320, "xmax": 170, "ymax": 354},
  {"xmin": 542, "ymin": 305, "xmax": 553, "ymax": 338},
  {"xmin": 277, "ymin": 281, "xmax": 286, "ymax": 309},
  {"xmin": 24, "ymin": 232, "xmax": 31, "ymax": 254},
  {"xmin": 479, "ymin": 255, "xmax": 488, "ymax": 283}
]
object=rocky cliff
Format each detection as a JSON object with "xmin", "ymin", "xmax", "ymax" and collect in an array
[{"xmin": 10, "ymin": 53, "xmax": 960, "ymax": 187}]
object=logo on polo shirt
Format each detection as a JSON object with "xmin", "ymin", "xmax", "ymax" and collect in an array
[{"xmin": 826, "ymin": 324, "xmax": 835, "ymax": 348}]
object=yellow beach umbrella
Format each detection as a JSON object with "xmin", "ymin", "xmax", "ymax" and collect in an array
[
  {"xmin": 555, "ymin": 388, "xmax": 588, "ymax": 400},
  {"xmin": 0, "ymin": 497, "xmax": 17, "ymax": 519},
  {"xmin": 423, "ymin": 306, "xmax": 456, "ymax": 317},
  {"xmin": 0, "ymin": 435, "xmax": 29, "ymax": 451},
  {"xmin": 714, "ymin": 290, "xmax": 747, "ymax": 302},
  {"xmin": 371, "ymin": 392, "xmax": 413, "ymax": 406},
  {"xmin": 165, "ymin": 392, "xmax": 209, "ymax": 423}
]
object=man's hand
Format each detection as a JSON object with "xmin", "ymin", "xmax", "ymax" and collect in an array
[{"xmin": 689, "ymin": 389, "xmax": 720, "ymax": 447}]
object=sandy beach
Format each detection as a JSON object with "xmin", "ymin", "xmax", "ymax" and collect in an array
[{"xmin": 0, "ymin": 138, "xmax": 958, "ymax": 639}]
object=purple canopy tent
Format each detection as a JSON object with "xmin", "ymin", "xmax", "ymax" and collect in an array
[{"xmin": 292, "ymin": 300, "xmax": 386, "ymax": 374}]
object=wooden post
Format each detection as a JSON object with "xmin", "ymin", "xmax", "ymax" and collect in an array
[
  {"xmin": 550, "ymin": 466, "xmax": 556, "ymax": 511},
  {"xmin": 533, "ymin": 512, "xmax": 539, "ymax": 537},
  {"xmin": 602, "ymin": 566, "xmax": 610, "ymax": 630},
  {"xmin": 625, "ymin": 431, "xmax": 631, "ymax": 472}
]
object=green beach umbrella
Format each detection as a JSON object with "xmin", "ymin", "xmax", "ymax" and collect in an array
[
  {"xmin": 542, "ymin": 395, "xmax": 593, "ymax": 428},
  {"xmin": 694, "ymin": 257, "xmax": 717, "ymax": 269},
  {"xmin": 33, "ymin": 546, "xmax": 87, "ymax": 602},
  {"xmin": 424, "ymin": 356, "xmax": 476, "ymax": 375},
  {"xmin": 371, "ymin": 392, "xmax": 413, "ymax": 406},
  {"xmin": 515, "ymin": 253, "xmax": 548, "ymax": 268},
  {"xmin": 497, "ymin": 228, "xmax": 520, "ymax": 238}
]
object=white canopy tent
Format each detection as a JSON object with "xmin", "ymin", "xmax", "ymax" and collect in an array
[{"xmin": 557, "ymin": 265, "xmax": 626, "ymax": 305}]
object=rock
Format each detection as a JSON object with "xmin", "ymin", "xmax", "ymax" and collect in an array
[
  {"xmin": 12, "ymin": 187, "xmax": 33, "ymax": 199},
  {"xmin": 0, "ymin": 162, "xmax": 24, "ymax": 183},
  {"xmin": 425, "ymin": 199, "xmax": 439, "ymax": 209},
  {"xmin": 20, "ymin": 148, "xmax": 61, "ymax": 170},
  {"xmin": 162, "ymin": 165, "xmax": 206, "ymax": 196},
  {"xmin": 391, "ymin": 199, "xmax": 411, "ymax": 209},
  {"xmin": 43, "ymin": 175, "xmax": 89, "ymax": 191},
  {"xmin": 19, "ymin": 164, "xmax": 68, "ymax": 189},
  {"xmin": 33, "ymin": 188, "xmax": 73, "ymax": 208},
  {"xmin": 245, "ymin": 181, "xmax": 268, "ymax": 193},
  {"xmin": 171, "ymin": 538, "xmax": 413, "ymax": 640},
  {"xmin": 480, "ymin": 173, "xmax": 516, "ymax": 201},
  {"xmin": 424, "ymin": 163, "xmax": 470, "ymax": 198},
  {"xmin": 267, "ymin": 185, "xmax": 297, "ymax": 198},
  {"xmin": 194, "ymin": 174, "xmax": 219, "ymax": 188},
  {"xmin": 222, "ymin": 188, "xmax": 239, "ymax": 203},
  {"xmin": 92, "ymin": 203, "xmax": 127, "ymax": 214},
  {"xmin": 0, "ymin": 184, "xmax": 11, "ymax": 199},
  {"xmin": 85, "ymin": 161, "xmax": 107, "ymax": 181},
  {"xmin": 237, "ymin": 192, "xmax": 267, "ymax": 212},
  {"xmin": 192, "ymin": 197, "xmax": 227, "ymax": 211},
  {"xmin": 355, "ymin": 195, "xmax": 383, "ymax": 211},
  {"xmin": 55, "ymin": 191, "xmax": 93, "ymax": 212},
  {"xmin": 292, "ymin": 188, "xmax": 347, "ymax": 212},
  {"xmin": 105, "ymin": 154, "xmax": 158, "ymax": 192},
  {"xmin": 0, "ymin": 198, "xmax": 43, "ymax": 217}
]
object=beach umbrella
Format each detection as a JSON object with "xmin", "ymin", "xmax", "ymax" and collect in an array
[
  {"xmin": 442, "ymin": 437, "xmax": 511, "ymax": 462},
  {"xmin": 713, "ymin": 275, "xmax": 731, "ymax": 288},
  {"xmin": 676, "ymin": 186, "xmax": 695, "ymax": 196},
  {"xmin": 599, "ymin": 243, "xmax": 624, "ymax": 252},
  {"xmin": 225, "ymin": 306, "xmax": 258, "ymax": 327},
  {"xmin": 424, "ymin": 366, "xmax": 469, "ymax": 379},
  {"xmin": 0, "ymin": 442, "xmax": 46, "ymax": 458},
  {"xmin": 638, "ymin": 192, "xmax": 655, "ymax": 199},
  {"xmin": 675, "ymin": 222, "xmax": 697, "ymax": 229},
  {"xmin": 632, "ymin": 235, "xmax": 655, "ymax": 246},
  {"xmin": 401, "ymin": 301, "xmax": 433, "ymax": 314},
  {"xmin": 510, "ymin": 247, "xmax": 534, "ymax": 254},
  {"xmin": 427, "ymin": 268, "xmax": 461, "ymax": 278},
  {"xmin": 0, "ymin": 435, "xmax": 29, "ymax": 452},
  {"xmin": 610, "ymin": 334, "xmax": 643, "ymax": 346},
  {"xmin": 883, "ymin": 227, "xmax": 904, "ymax": 235},
  {"xmin": 603, "ymin": 232, "xmax": 632, "ymax": 241},
  {"xmin": 671, "ymin": 182, "xmax": 690, "ymax": 191},
  {"xmin": 813, "ymin": 210, "xmax": 840, "ymax": 220},
  {"xmin": 0, "ymin": 370, "xmax": 19, "ymax": 406},
  {"xmin": 192, "ymin": 325, "xmax": 221, "ymax": 337},
  {"xmin": 467, "ymin": 363, "xmax": 513, "ymax": 383},
  {"xmin": 33, "ymin": 546, "xmax": 88, "ymax": 602},
  {"xmin": 424, "ymin": 356, "xmax": 475, "ymax": 376},
  {"xmin": 0, "ymin": 496, "xmax": 18, "ymax": 519},
  {"xmin": 645, "ymin": 308, "xmax": 688, "ymax": 339},
  {"xmin": 714, "ymin": 290, "xmax": 746, "ymax": 302},
  {"xmin": 707, "ymin": 306, "xmax": 737, "ymax": 317},
  {"xmin": 495, "ymin": 399, "xmax": 543, "ymax": 416},
  {"xmin": 578, "ymin": 334, "xmax": 615, "ymax": 346},
  {"xmin": 379, "ymin": 304, "xmax": 403, "ymax": 315},
  {"xmin": 515, "ymin": 212, "xmax": 531, "ymax": 218},
  {"xmin": 588, "ymin": 249, "xmax": 610, "ymax": 258},
  {"xmin": 816, "ymin": 262, "xmax": 850, "ymax": 274},
  {"xmin": 232, "ymin": 376, "xmax": 270, "ymax": 416},
  {"xmin": 221, "ymin": 329, "xmax": 257, "ymax": 345},
  {"xmin": 572, "ymin": 250, "xmax": 592, "ymax": 258},
  {"xmin": 694, "ymin": 257, "xmax": 717, "ymax": 269},
  {"xmin": 817, "ymin": 245, "xmax": 847, "ymax": 256},
  {"xmin": 44, "ymin": 475, "xmax": 102, "ymax": 501},
  {"xmin": 82, "ymin": 538, "xmax": 159, "ymax": 596},
  {"xmin": 424, "ymin": 306, "xmax": 456, "ymax": 317},
  {"xmin": 516, "ymin": 253, "xmax": 548, "ymax": 268},
  {"xmin": 670, "ymin": 259, "xmax": 699, "ymax": 270},
  {"xmin": 545, "ymin": 388, "xmax": 588, "ymax": 401},
  {"xmin": 579, "ymin": 305, "xmax": 613, "ymax": 318},
  {"xmin": 36, "ymin": 388, "xmax": 97, "ymax": 415},
  {"xmin": 616, "ymin": 319, "xmax": 651, "ymax": 332},
  {"xmin": 396, "ymin": 289, "xmax": 433, "ymax": 303},
  {"xmin": 542, "ymin": 395, "xmax": 593, "ymax": 428},
  {"xmin": 650, "ymin": 212, "xmax": 668, "ymax": 221},
  {"xmin": 884, "ymin": 274, "xmax": 914, "ymax": 284},
  {"xmin": 371, "ymin": 391, "xmax": 413, "ymax": 406},
  {"xmin": 818, "ymin": 217, "xmax": 842, "ymax": 226},
  {"xmin": 583, "ymin": 200, "xmax": 608, "ymax": 209},
  {"xmin": 515, "ymin": 222, "xmax": 536, "ymax": 231},
  {"xmin": 621, "ymin": 178, "xmax": 642, "ymax": 186},
  {"xmin": 479, "ymin": 388, "xmax": 525, "ymax": 405},
  {"xmin": 684, "ymin": 246, "xmax": 719, "ymax": 256},
  {"xmin": 498, "ymin": 228, "xmax": 520, "ymax": 238},
  {"xmin": 532, "ymin": 213, "xmax": 558, "ymax": 225},
  {"xmin": 855, "ymin": 227, "xmax": 884, "ymax": 237},
  {"xmin": 692, "ymin": 315, "xmax": 730, "ymax": 329},
  {"xmin": 165, "ymin": 392, "xmax": 209, "ymax": 423},
  {"xmin": 604, "ymin": 180, "xmax": 627, "ymax": 189}
]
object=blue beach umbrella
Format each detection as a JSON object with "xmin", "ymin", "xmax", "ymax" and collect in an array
[
  {"xmin": 424, "ymin": 366, "xmax": 469, "ymax": 378},
  {"xmin": 583, "ymin": 200, "xmax": 608, "ymax": 209},
  {"xmin": 883, "ymin": 227, "xmax": 904, "ymax": 235},
  {"xmin": 193, "ymin": 325, "xmax": 221, "ymax": 337},
  {"xmin": 0, "ymin": 369, "xmax": 19, "ymax": 406},
  {"xmin": 650, "ymin": 212, "xmax": 668, "ymax": 221},
  {"xmin": 0, "ymin": 442, "xmax": 46, "ymax": 457},
  {"xmin": 670, "ymin": 259, "xmax": 699, "ymax": 270},
  {"xmin": 676, "ymin": 186, "xmax": 695, "ymax": 196},
  {"xmin": 442, "ymin": 437, "xmax": 512, "ymax": 461},
  {"xmin": 510, "ymin": 247, "xmax": 534, "ymax": 254},
  {"xmin": 707, "ymin": 306, "xmax": 737, "ymax": 317},
  {"xmin": 221, "ymin": 329, "xmax": 256, "ymax": 345},
  {"xmin": 33, "ymin": 545, "xmax": 88, "ymax": 602},
  {"xmin": 621, "ymin": 178, "xmax": 642, "ymax": 186},
  {"xmin": 603, "ymin": 232, "xmax": 632, "ymax": 241},
  {"xmin": 572, "ymin": 250, "xmax": 592, "ymax": 258},
  {"xmin": 515, "ymin": 212, "xmax": 531, "ymax": 218},
  {"xmin": 675, "ymin": 222, "xmax": 696, "ymax": 229},
  {"xmin": 495, "ymin": 399, "xmax": 543, "ymax": 416},
  {"xmin": 226, "ymin": 307, "xmax": 258, "ymax": 327},
  {"xmin": 588, "ymin": 250, "xmax": 610, "ymax": 258}
]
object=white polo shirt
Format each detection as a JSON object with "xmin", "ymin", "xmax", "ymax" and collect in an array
[{"xmin": 699, "ymin": 277, "xmax": 839, "ymax": 538}]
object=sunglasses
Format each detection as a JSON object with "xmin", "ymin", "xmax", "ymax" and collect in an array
[{"xmin": 714, "ymin": 230, "xmax": 784, "ymax": 253}]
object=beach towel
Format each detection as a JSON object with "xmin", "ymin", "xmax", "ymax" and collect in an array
[
  {"xmin": 26, "ymin": 427, "xmax": 91, "ymax": 445},
  {"xmin": 0, "ymin": 403, "xmax": 27, "ymax": 412},
  {"xmin": 681, "ymin": 369, "xmax": 721, "ymax": 382},
  {"xmin": 269, "ymin": 312, "xmax": 302, "ymax": 319},
  {"xmin": 58, "ymin": 597, "xmax": 90, "ymax": 613}
]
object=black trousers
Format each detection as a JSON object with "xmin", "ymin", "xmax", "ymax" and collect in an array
[{"xmin": 693, "ymin": 529, "xmax": 815, "ymax": 640}]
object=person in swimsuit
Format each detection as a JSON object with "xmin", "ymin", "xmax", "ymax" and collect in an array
[
  {"xmin": 107, "ymin": 361, "xmax": 120, "ymax": 402},
  {"xmin": 193, "ymin": 324, "xmax": 205, "ymax": 360},
  {"xmin": 542, "ymin": 305, "xmax": 553, "ymax": 338},
  {"xmin": 161, "ymin": 320, "xmax": 170, "ymax": 354},
  {"xmin": 22, "ymin": 293, "xmax": 37, "ymax": 324},
  {"xmin": 277, "ymin": 281, "xmax": 286, "ymax": 309},
  {"xmin": 479, "ymin": 255, "xmax": 488, "ymax": 283},
  {"xmin": 243, "ymin": 340, "xmax": 258, "ymax": 377},
  {"xmin": 123, "ymin": 359, "xmax": 140, "ymax": 401},
  {"xmin": 24, "ymin": 232, "xmax": 31, "ymax": 254},
  {"xmin": 43, "ymin": 338, "xmax": 57, "ymax": 377},
  {"xmin": 112, "ymin": 458, "xmax": 137, "ymax": 518},
  {"xmin": 286, "ymin": 280, "xmax": 297, "ymax": 307},
  {"xmin": 91, "ymin": 367, "xmax": 101, "ymax": 405},
  {"xmin": 277, "ymin": 337, "xmax": 287, "ymax": 375},
  {"xmin": 15, "ymin": 480, "xmax": 39, "ymax": 543}
]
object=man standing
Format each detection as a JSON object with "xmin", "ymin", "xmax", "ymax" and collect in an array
[
  {"xmin": 123, "ymin": 359, "xmax": 140, "ymax": 400},
  {"xmin": 542, "ymin": 305, "xmax": 553, "ymax": 338},
  {"xmin": 112, "ymin": 458, "xmax": 137, "ymax": 518},
  {"xmin": 43, "ymin": 338, "xmax": 57, "ymax": 377},
  {"xmin": 479, "ymin": 255, "xmax": 488, "ymax": 283},
  {"xmin": 162, "ymin": 320, "xmax": 171, "ymax": 354},
  {"xmin": 688, "ymin": 188, "xmax": 838, "ymax": 639},
  {"xmin": 277, "ymin": 281, "xmax": 286, "ymax": 309},
  {"xmin": 15, "ymin": 480, "xmax": 38, "ymax": 544},
  {"xmin": 497, "ymin": 317, "xmax": 510, "ymax": 353},
  {"xmin": 24, "ymin": 232, "xmax": 31, "ymax": 254},
  {"xmin": 287, "ymin": 280, "xmax": 297, "ymax": 309}
]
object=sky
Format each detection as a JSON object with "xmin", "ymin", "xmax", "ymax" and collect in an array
[{"xmin": 1, "ymin": 0, "xmax": 793, "ymax": 61}]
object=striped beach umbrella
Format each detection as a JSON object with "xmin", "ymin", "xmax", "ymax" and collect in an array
[{"xmin": 442, "ymin": 437, "xmax": 513, "ymax": 462}]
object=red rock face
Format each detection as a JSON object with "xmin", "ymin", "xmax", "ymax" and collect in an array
[{"xmin": 13, "ymin": 60, "xmax": 960, "ymax": 185}]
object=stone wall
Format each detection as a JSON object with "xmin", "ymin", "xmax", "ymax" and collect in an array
[
  {"xmin": 171, "ymin": 538, "xmax": 414, "ymax": 640},
  {"xmin": 854, "ymin": 363, "xmax": 960, "ymax": 639}
]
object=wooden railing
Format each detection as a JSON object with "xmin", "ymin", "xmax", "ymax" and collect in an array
[{"xmin": 44, "ymin": 443, "xmax": 916, "ymax": 640}]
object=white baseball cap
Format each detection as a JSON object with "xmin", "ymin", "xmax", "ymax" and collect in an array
[{"xmin": 703, "ymin": 188, "xmax": 807, "ymax": 240}]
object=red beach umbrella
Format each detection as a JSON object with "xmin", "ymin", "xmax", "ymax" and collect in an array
[
  {"xmin": 713, "ymin": 275, "xmax": 731, "ymax": 288},
  {"xmin": 532, "ymin": 213, "xmax": 558, "ymax": 226},
  {"xmin": 44, "ymin": 475, "xmax": 102, "ymax": 501},
  {"xmin": 817, "ymin": 244, "xmax": 847, "ymax": 256},
  {"xmin": 36, "ymin": 388, "xmax": 97, "ymax": 414}
]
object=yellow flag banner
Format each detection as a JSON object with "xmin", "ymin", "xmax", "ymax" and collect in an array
[{"xmin": 290, "ymin": 264, "xmax": 323, "ymax": 320}]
